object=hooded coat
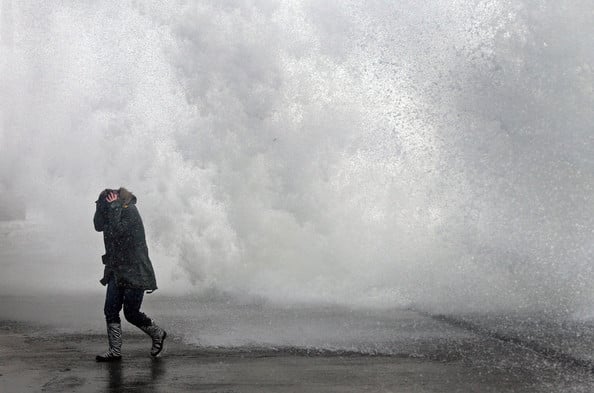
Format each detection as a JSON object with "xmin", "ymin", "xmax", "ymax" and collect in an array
[{"xmin": 94, "ymin": 188, "xmax": 157, "ymax": 291}]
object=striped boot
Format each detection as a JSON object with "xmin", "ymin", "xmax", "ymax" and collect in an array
[
  {"xmin": 96, "ymin": 323, "xmax": 122, "ymax": 362},
  {"xmin": 139, "ymin": 320, "xmax": 167, "ymax": 357}
]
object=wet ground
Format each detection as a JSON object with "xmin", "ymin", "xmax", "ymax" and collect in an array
[{"xmin": 2, "ymin": 313, "xmax": 594, "ymax": 392}]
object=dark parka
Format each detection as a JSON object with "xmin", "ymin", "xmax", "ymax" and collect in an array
[{"xmin": 94, "ymin": 188, "xmax": 157, "ymax": 291}]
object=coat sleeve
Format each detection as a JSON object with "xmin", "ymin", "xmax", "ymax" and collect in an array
[
  {"xmin": 93, "ymin": 203, "xmax": 106, "ymax": 232},
  {"xmin": 106, "ymin": 202, "xmax": 137, "ymax": 237}
]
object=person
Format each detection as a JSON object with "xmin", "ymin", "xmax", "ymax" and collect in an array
[{"xmin": 93, "ymin": 187, "xmax": 167, "ymax": 362}]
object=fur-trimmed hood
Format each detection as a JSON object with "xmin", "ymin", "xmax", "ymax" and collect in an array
[
  {"xmin": 117, "ymin": 187, "xmax": 137, "ymax": 206},
  {"xmin": 96, "ymin": 187, "xmax": 137, "ymax": 205}
]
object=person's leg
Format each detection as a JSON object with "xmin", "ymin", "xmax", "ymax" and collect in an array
[
  {"xmin": 104, "ymin": 278, "xmax": 124, "ymax": 324},
  {"xmin": 122, "ymin": 288, "xmax": 151, "ymax": 326},
  {"xmin": 97, "ymin": 278, "xmax": 124, "ymax": 361},
  {"xmin": 123, "ymin": 288, "xmax": 167, "ymax": 357}
]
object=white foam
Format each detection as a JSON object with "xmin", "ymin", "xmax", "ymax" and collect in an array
[{"xmin": 1, "ymin": 1, "xmax": 592, "ymax": 313}]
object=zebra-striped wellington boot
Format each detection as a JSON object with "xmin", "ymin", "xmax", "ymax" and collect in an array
[
  {"xmin": 96, "ymin": 323, "xmax": 122, "ymax": 362},
  {"xmin": 139, "ymin": 320, "xmax": 167, "ymax": 357}
]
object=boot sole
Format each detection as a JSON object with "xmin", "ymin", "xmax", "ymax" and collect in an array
[{"xmin": 152, "ymin": 331, "xmax": 167, "ymax": 358}]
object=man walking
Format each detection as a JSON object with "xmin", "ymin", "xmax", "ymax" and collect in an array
[{"xmin": 93, "ymin": 187, "xmax": 167, "ymax": 361}]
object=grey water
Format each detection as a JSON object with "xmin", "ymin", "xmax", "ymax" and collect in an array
[
  {"xmin": 3, "ymin": 291, "xmax": 594, "ymax": 375},
  {"xmin": 0, "ymin": 293, "xmax": 468, "ymax": 354}
]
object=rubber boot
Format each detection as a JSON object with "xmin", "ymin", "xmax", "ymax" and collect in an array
[
  {"xmin": 139, "ymin": 320, "xmax": 167, "ymax": 357},
  {"xmin": 96, "ymin": 322, "xmax": 122, "ymax": 362}
]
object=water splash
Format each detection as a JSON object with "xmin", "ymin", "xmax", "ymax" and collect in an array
[{"xmin": 1, "ymin": 0, "xmax": 592, "ymax": 313}]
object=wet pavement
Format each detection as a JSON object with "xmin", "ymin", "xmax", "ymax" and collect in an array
[{"xmin": 1, "ymin": 313, "xmax": 594, "ymax": 393}]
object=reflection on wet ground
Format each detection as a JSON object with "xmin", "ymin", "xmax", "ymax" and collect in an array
[
  {"xmin": 2, "ymin": 318, "xmax": 594, "ymax": 393},
  {"xmin": 102, "ymin": 358, "xmax": 166, "ymax": 392}
]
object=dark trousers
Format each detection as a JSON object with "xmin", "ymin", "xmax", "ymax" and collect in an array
[{"xmin": 104, "ymin": 277, "xmax": 152, "ymax": 327}]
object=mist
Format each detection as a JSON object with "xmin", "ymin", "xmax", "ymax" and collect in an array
[{"xmin": 1, "ymin": 0, "xmax": 592, "ymax": 313}]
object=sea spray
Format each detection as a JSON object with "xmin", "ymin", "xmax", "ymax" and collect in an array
[{"xmin": 0, "ymin": 1, "xmax": 592, "ymax": 313}]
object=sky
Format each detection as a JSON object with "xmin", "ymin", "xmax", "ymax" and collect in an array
[{"xmin": 0, "ymin": 0, "xmax": 593, "ymax": 313}]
